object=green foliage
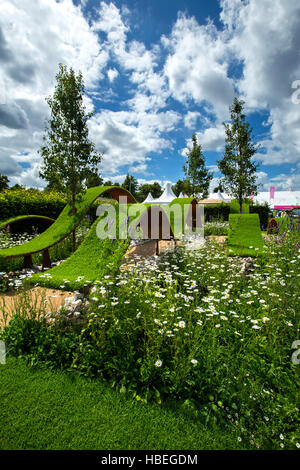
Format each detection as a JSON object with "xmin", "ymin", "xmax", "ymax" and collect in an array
[
  {"xmin": 122, "ymin": 174, "xmax": 139, "ymax": 200},
  {"xmin": 2, "ymin": 232, "xmax": 299, "ymax": 449},
  {"xmin": 0, "ymin": 173, "xmax": 9, "ymax": 191},
  {"xmin": 217, "ymin": 98, "xmax": 260, "ymax": 213},
  {"xmin": 85, "ymin": 169, "xmax": 103, "ymax": 188},
  {"xmin": 227, "ymin": 213, "xmax": 264, "ymax": 256},
  {"xmin": 275, "ymin": 215, "xmax": 300, "ymax": 235},
  {"xmin": 39, "ymin": 63, "xmax": 102, "ymax": 213},
  {"xmin": 201, "ymin": 203, "xmax": 231, "ymax": 222},
  {"xmin": 137, "ymin": 182, "xmax": 162, "ymax": 202},
  {"xmin": 183, "ymin": 134, "xmax": 213, "ymax": 198},
  {"xmin": 204, "ymin": 221, "xmax": 229, "ymax": 236},
  {"xmin": 0, "ymin": 358, "xmax": 242, "ymax": 450},
  {"xmin": 0, "ymin": 188, "xmax": 66, "ymax": 220},
  {"xmin": 29, "ymin": 213, "xmax": 130, "ymax": 291},
  {"xmin": 230, "ymin": 199, "xmax": 250, "ymax": 214},
  {"xmin": 250, "ymin": 202, "xmax": 270, "ymax": 230},
  {"xmin": 172, "ymin": 179, "xmax": 189, "ymax": 197},
  {"xmin": 0, "ymin": 186, "xmax": 115, "ymax": 260}
]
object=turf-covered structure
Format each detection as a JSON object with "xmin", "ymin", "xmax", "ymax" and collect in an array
[
  {"xmin": 227, "ymin": 213, "xmax": 264, "ymax": 257},
  {"xmin": 28, "ymin": 197, "xmax": 201, "ymax": 290},
  {"xmin": 29, "ymin": 211, "xmax": 130, "ymax": 291},
  {"xmin": 0, "ymin": 186, "xmax": 136, "ymax": 269},
  {"xmin": 0, "ymin": 186, "xmax": 201, "ymax": 290},
  {"xmin": 0, "ymin": 215, "xmax": 55, "ymax": 233}
]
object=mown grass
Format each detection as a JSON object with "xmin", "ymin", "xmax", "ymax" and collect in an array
[
  {"xmin": 0, "ymin": 358, "xmax": 242, "ymax": 450},
  {"xmin": 227, "ymin": 213, "xmax": 264, "ymax": 256},
  {"xmin": 28, "ymin": 215, "xmax": 129, "ymax": 291}
]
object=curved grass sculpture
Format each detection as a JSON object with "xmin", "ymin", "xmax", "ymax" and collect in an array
[
  {"xmin": 227, "ymin": 213, "xmax": 264, "ymax": 257},
  {"xmin": 0, "ymin": 215, "xmax": 55, "ymax": 231},
  {"xmin": 27, "ymin": 198, "xmax": 200, "ymax": 291},
  {"xmin": 0, "ymin": 186, "xmax": 136, "ymax": 268},
  {"xmin": 29, "ymin": 212, "xmax": 130, "ymax": 291}
]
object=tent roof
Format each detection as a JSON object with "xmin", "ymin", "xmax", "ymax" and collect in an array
[
  {"xmin": 151, "ymin": 182, "xmax": 177, "ymax": 204},
  {"xmin": 254, "ymin": 191, "xmax": 300, "ymax": 208},
  {"xmin": 142, "ymin": 192, "xmax": 154, "ymax": 203}
]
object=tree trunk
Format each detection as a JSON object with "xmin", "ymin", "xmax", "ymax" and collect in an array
[
  {"xmin": 72, "ymin": 228, "xmax": 76, "ymax": 252},
  {"xmin": 239, "ymin": 197, "xmax": 243, "ymax": 214}
]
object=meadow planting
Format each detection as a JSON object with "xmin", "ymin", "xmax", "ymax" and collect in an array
[{"xmin": 1, "ymin": 218, "xmax": 299, "ymax": 450}]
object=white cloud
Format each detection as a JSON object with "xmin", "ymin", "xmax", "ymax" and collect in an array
[
  {"xmin": 184, "ymin": 111, "xmax": 200, "ymax": 129},
  {"xmin": 107, "ymin": 68, "xmax": 119, "ymax": 82},
  {"xmin": 89, "ymin": 108, "xmax": 181, "ymax": 175},
  {"xmin": 221, "ymin": 0, "xmax": 300, "ymax": 165},
  {"xmin": 162, "ymin": 13, "xmax": 235, "ymax": 120},
  {"xmin": 0, "ymin": 0, "xmax": 109, "ymax": 186}
]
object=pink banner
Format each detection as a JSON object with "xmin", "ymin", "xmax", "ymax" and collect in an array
[{"xmin": 270, "ymin": 186, "xmax": 275, "ymax": 199}]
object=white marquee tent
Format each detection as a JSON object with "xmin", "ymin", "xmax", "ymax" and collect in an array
[
  {"xmin": 253, "ymin": 191, "xmax": 300, "ymax": 208},
  {"xmin": 142, "ymin": 182, "xmax": 177, "ymax": 205}
]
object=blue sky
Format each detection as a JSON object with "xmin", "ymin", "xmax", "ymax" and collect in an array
[{"xmin": 0, "ymin": 0, "xmax": 300, "ymax": 191}]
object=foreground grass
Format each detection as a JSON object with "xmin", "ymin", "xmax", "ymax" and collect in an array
[
  {"xmin": 227, "ymin": 213, "xmax": 264, "ymax": 256},
  {"xmin": 0, "ymin": 358, "xmax": 242, "ymax": 450}
]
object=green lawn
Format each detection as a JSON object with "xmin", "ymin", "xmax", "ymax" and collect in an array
[
  {"xmin": 227, "ymin": 213, "xmax": 264, "ymax": 256},
  {"xmin": 0, "ymin": 358, "xmax": 242, "ymax": 450}
]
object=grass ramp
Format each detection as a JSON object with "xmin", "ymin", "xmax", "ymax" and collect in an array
[{"xmin": 227, "ymin": 213, "xmax": 264, "ymax": 257}]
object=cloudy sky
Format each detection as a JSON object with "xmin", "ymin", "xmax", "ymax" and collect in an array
[{"xmin": 0, "ymin": 0, "xmax": 300, "ymax": 191}]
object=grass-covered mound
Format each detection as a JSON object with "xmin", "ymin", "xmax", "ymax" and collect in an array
[
  {"xmin": 227, "ymin": 213, "xmax": 264, "ymax": 256},
  {"xmin": 0, "ymin": 186, "xmax": 134, "ymax": 260},
  {"xmin": 28, "ymin": 214, "xmax": 130, "ymax": 291}
]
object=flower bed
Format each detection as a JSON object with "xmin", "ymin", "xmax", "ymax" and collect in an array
[{"xmin": 1, "ymin": 225, "xmax": 299, "ymax": 449}]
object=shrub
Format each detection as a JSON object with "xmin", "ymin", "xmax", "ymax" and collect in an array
[
  {"xmin": 203, "ymin": 203, "xmax": 231, "ymax": 222},
  {"xmin": 250, "ymin": 202, "xmax": 270, "ymax": 230},
  {"xmin": 230, "ymin": 199, "xmax": 250, "ymax": 214},
  {"xmin": 0, "ymin": 189, "xmax": 66, "ymax": 221}
]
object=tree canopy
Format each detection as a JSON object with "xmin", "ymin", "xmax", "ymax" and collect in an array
[
  {"xmin": 137, "ymin": 182, "xmax": 162, "ymax": 202},
  {"xmin": 183, "ymin": 134, "xmax": 213, "ymax": 198},
  {"xmin": 217, "ymin": 97, "xmax": 260, "ymax": 213},
  {"xmin": 0, "ymin": 173, "xmax": 9, "ymax": 192},
  {"xmin": 39, "ymin": 63, "xmax": 102, "ymax": 215}
]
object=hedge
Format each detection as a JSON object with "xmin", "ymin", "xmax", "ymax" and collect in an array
[
  {"xmin": 249, "ymin": 203, "xmax": 270, "ymax": 230},
  {"xmin": 0, "ymin": 189, "xmax": 66, "ymax": 221},
  {"xmin": 230, "ymin": 199, "xmax": 250, "ymax": 214},
  {"xmin": 201, "ymin": 203, "xmax": 231, "ymax": 222},
  {"xmin": 200, "ymin": 200, "xmax": 270, "ymax": 229}
]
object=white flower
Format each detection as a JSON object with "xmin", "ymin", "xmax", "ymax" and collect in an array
[
  {"xmin": 191, "ymin": 359, "xmax": 198, "ymax": 365},
  {"xmin": 155, "ymin": 360, "xmax": 162, "ymax": 367},
  {"xmin": 178, "ymin": 321, "xmax": 186, "ymax": 328}
]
